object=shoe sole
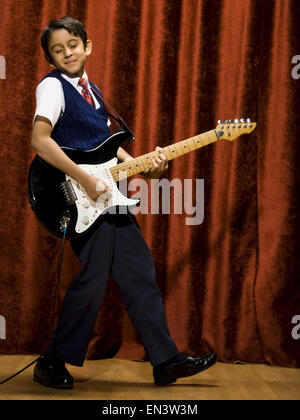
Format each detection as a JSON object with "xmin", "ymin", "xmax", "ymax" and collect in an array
[
  {"xmin": 34, "ymin": 374, "xmax": 73, "ymax": 389},
  {"xmin": 154, "ymin": 356, "xmax": 218, "ymax": 386}
]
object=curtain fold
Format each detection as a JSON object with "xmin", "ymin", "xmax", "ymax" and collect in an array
[{"xmin": 0, "ymin": 0, "xmax": 299, "ymax": 367}]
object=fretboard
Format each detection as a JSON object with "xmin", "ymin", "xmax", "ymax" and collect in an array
[{"xmin": 109, "ymin": 129, "xmax": 219, "ymax": 182}]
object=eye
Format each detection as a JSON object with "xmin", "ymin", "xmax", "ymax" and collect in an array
[
  {"xmin": 54, "ymin": 49, "xmax": 62, "ymax": 54},
  {"xmin": 70, "ymin": 44, "xmax": 77, "ymax": 48}
]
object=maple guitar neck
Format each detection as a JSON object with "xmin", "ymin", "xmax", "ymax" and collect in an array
[{"xmin": 110, "ymin": 129, "xmax": 219, "ymax": 182}]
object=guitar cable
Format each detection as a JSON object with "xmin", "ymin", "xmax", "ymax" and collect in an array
[{"xmin": 0, "ymin": 214, "xmax": 70, "ymax": 385}]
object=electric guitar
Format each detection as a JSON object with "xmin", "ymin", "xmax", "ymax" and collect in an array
[{"xmin": 27, "ymin": 119, "xmax": 256, "ymax": 239}]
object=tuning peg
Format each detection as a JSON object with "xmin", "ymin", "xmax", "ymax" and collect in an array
[
  {"xmin": 247, "ymin": 118, "xmax": 251, "ymax": 123},
  {"xmin": 229, "ymin": 119, "xmax": 233, "ymax": 123},
  {"xmin": 217, "ymin": 120, "xmax": 223, "ymax": 124},
  {"xmin": 234, "ymin": 119, "xmax": 239, "ymax": 124},
  {"xmin": 240, "ymin": 118, "xmax": 244, "ymax": 123},
  {"xmin": 224, "ymin": 120, "xmax": 228, "ymax": 124}
]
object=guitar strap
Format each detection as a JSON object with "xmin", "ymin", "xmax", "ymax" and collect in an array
[{"xmin": 90, "ymin": 86, "xmax": 134, "ymax": 139}]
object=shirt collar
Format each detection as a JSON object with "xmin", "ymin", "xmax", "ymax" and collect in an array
[{"xmin": 61, "ymin": 70, "xmax": 88, "ymax": 88}]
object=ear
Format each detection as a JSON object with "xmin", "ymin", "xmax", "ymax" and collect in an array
[
  {"xmin": 45, "ymin": 54, "xmax": 54, "ymax": 66},
  {"xmin": 85, "ymin": 39, "xmax": 92, "ymax": 56}
]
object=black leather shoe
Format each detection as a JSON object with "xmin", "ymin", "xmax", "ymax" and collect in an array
[
  {"xmin": 153, "ymin": 352, "xmax": 218, "ymax": 386},
  {"xmin": 33, "ymin": 354, "xmax": 73, "ymax": 389}
]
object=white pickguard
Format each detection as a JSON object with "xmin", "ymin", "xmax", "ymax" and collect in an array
[{"xmin": 66, "ymin": 158, "xmax": 139, "ymax": 234}]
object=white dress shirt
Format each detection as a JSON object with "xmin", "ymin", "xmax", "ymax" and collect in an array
[{"xmin": 33, "ymin": 70, "xmax": 107, "ymax": 128}]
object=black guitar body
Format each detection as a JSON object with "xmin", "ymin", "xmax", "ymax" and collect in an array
[{"xmin": 27, "ymin": 130, "xmax": 133, "ymax": 239}]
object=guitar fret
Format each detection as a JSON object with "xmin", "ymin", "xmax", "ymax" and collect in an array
[
  {"xmin": 195, "ymin": 138, "xmax": 201, "ymax": 148},
  {"xmin": 177, "ymin": 142, "xmax": 185, "ymax": 156},
  {"xmin": 204, "ymin": 133, "xmax": 211, "ymax": 145}
]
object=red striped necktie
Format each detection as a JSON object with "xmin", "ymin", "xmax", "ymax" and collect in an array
[{"xmin": 78, "ymin": 77, "xmax": 95, "ymax": 108}]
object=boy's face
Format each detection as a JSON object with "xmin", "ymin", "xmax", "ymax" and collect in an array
[{"xmin": 47, "ymin": 28, "xmax": 91, "ymax": 78}]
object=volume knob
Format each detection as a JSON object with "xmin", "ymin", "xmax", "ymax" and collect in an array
[
  {"xmin": 81, "ymin": 215, "xmax": 90, "ymax": 225},
  {"xmin": 82, "ymin": 200, "xmax": 90, "ymax": 209}
]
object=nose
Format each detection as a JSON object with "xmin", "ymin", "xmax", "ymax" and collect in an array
[{"xmin": 64, "ymin": 47, "xmax": 72, "ymax": 58}]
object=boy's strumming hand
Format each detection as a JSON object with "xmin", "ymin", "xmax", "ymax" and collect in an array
[
  {"xmin": 144, "ymin": 146, "xmax": 169, "ymax": 179},
  {"xmin": 81, "ymin": 174, "xmax": 111, "ymax": 202}
]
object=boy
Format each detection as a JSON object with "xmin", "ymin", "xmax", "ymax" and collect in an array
[{"xmin": 31, "ymin": 16, "xmax": 217, "ymax": 389}]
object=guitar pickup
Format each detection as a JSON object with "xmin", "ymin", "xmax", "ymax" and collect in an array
[{"xmin": 60, "ymin": 180, "xmax": 77, "ymax": 205}]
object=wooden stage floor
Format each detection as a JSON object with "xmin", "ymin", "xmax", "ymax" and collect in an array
[{"xmin": 0, "ymin": 355, "xmax": 299, "ymax": 400}]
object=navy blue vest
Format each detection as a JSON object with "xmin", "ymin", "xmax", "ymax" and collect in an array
[{"xmin": 43, "ymin": 69, "xmax": 111, "ymax": 150}]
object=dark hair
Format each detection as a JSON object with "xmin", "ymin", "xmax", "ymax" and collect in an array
[{"xmin": 41, "ymin": 16, "xmax": 87, "ymax": 61}]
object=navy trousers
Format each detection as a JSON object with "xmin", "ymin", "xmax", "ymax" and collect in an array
[{"xmin": 46, "ymin": 213, "xmax": 180, "ymax": 367}]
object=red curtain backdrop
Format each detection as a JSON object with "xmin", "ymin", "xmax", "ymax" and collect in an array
[{"xmin": 0, "ymin": 0, "xmax": 299, "ymax": 367}]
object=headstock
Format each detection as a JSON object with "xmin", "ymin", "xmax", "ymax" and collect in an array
[{"xmin": 216, "ymin": 119, "xmax": 256, "ymax": 141}]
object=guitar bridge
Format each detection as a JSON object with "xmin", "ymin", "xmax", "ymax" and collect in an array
[{"xmin": 60, "ymin": 180, "xmax": 77, "ymax": 205}]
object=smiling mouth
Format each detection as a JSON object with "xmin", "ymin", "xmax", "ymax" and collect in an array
[{"xmin": 65, "ymin": 60, "xmax": 77, "ymax": 65}]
